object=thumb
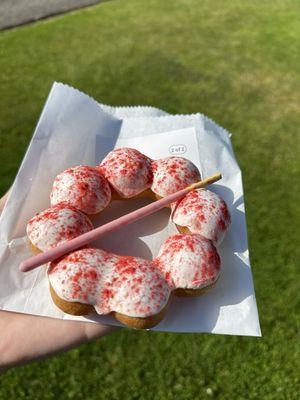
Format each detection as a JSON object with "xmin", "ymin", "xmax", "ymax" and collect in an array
[{"xmin": 0, "ymin": 189, "xmax": 11, "ymax": 215}]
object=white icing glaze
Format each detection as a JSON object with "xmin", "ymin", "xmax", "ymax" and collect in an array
[
  {"xmin": 156, "ymin": 233, "xmax": 221, "ymax": 289},
  {"xmin": 172, "ymin": 188, "xmax": 231, "ymax": 245},
  {"xmin": 50, "ymin": 166, "xmax": 111, "ymax": 214},
  {"xmin": 27, "ymin": 203, "xmax": 93, "ymax": 251},
  {"xmin": 99, "ymin": 148, "xmax": 153, "ymax": 198},
  {"xmin": 151, "ymin": 156, "xmax": 201, "ymax": 197},
  {"xmin": 48, "ymin": 248, "xmax": 170, "ymax": 318}
]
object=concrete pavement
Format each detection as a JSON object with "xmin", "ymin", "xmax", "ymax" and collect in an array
[{"xmin": 0, "ymin": 0, "xmax": 101, "ymax": 30}]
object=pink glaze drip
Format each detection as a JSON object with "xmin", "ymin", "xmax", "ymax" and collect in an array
[
  {"xmin": 172, "ymin": 189, "xmax": 231, "ymax": 245},
  {"xmin": 151, "ymin": 156, "xmax": 201, "ymax": 197},
  {"xmin": 99, "ymin": 148, "xmax": 153, "ymax": 198},
  {"xmin": 27, "ymin": 203, "xmax": 93, "ymax": 251},
  {"xmin": 48, "ymin": 248, "xmax": 170, "ymax": 318},
  {"xmin": 50, "ymin": 166, "xmax": 111, "ymax": 214},
  {"xmin": 155, "ymin": 233, "xmax": 221, "ymax": 290}
]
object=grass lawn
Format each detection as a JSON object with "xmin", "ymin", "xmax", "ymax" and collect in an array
[{"xmin": 0, "ymin": 0, "xmax": 299, "ymax": 398}]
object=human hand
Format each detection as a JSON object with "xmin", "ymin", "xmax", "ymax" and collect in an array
[{"xmin": 0, "ymin": 189, "xmax": 120, "ymax": 372}]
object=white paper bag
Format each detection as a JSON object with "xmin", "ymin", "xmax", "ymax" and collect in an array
[{"xmin": 0, "ymin": 83, "xmax": 261, "ymax": 336}]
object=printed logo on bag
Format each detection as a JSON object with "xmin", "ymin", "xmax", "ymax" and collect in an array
[{"xmin": 169, "ymin": 144, "xmax": 187, "ymax": 155}]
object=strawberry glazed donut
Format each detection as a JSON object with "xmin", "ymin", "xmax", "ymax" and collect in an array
[
  {"xmin": 151, "ymin": 156, "xmax": 201, "ymax": 197},
  {"xmin": 25, "ymin": 147, "xmax": 231, "ymax": 329},
  {"xmin": 171, "ymin": 188, "xmax": 231, "ymax": 245},
  {"xmin": 27, "ymin": 203, "xmax": 93, "ymax": 253},
  {"xmin": 99, "ymin": 148, "xmax": 153, "ymax": 199},
  {"xmin": 156, "ymin": 233, "xmax": 221, "ymax": 296},
  {"xmin": 50, "ymin": 165, "xmax": 111, "ymax": 214}
]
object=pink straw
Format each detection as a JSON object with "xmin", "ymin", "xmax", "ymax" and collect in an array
[{"xmin": 19, "ymin": 173, "xmax": 221, "ymax": 272}]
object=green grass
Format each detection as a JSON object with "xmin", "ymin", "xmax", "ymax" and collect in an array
[{"xmin": 0, "ymin": 0, "xmax": 299, "ymax": 398}]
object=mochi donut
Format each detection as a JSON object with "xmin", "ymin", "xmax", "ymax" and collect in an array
[
  {"xmin": 25, "ymin": 147, "xmax": 231, "ymax": 329},
  {"xmin": 151, "ymin": 156, "xmax": 201, "ymax": 197},
  {"xmin": 172, "ymin": 188, "xmax": 231, "ymax": 245},
  {"xmin": 50, "ymin": 165, "xmax": 111, "ymax": 214},
  {"xmin": 156, "ymin": 233, "xmax": 221, "ymax": 296},
  {"xmin": 48, "ymin": 247, "xmax": 171, "ymax": 329},
  {"xmin": 99, "ymin": 148, "xmax": 153, "ymax": 198},
  {"xmin": 27, "ymin": 203, "xmax": 93, "ymax": 253}
]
